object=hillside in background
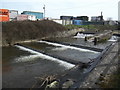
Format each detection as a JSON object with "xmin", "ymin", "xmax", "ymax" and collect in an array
[{"xmin": 2, "ymin": 20, "xmax": 67, "ymax": 46}]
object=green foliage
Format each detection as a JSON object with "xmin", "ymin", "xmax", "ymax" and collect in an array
[{"xmin": 65, "ymin": 24, "xmax": 117, "ymax": 32}]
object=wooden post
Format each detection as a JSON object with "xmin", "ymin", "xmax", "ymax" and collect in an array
[
  {"xmin": 85, "ymin": 37, "xmax": 87, "ymax": 41},
  {"xmin": 94, "ymin": 37, "xmax": 97, "ymax": 45}
]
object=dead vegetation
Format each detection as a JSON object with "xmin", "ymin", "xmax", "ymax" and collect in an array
[
  {"xmin": 2, "ymin": 20, "xmax": 67, "ymax": 46},
  {"xmin": 31, "ymin": 75, "xmax": 57, "ymax": 89}
]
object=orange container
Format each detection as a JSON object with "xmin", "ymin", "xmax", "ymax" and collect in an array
[{"xmin": 0, "ymin": 9, "xmax": 9, "ymax": 22}]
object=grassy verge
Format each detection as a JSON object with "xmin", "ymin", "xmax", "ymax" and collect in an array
[{"xmin": 65, "ymin": 24, "xmax": 117, "ymax": 32}]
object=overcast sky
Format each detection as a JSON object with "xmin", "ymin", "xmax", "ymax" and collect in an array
[{"xmin": 1, "ymin": 0, "xmax": 119, "ymax": 20}]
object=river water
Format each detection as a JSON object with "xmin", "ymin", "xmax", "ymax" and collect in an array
[{"xmin": 2, "ymin": 34, "xmax": 118, "ymax": 88}]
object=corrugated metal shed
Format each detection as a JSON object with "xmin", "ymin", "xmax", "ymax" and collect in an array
[{"xmin": 22, "ymin": 11, "xmax": 43, "ymax": 20}]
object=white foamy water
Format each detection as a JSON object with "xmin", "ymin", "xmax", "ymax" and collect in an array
[
  {"xmin": 108, "ymin": 36, "xmax": 118, "ymax": 42},
  {"xmin": 38, "ymin": 41, "xmax": 99, "ymax": 53},
  {"xmin": 52, "ymin": 47, "xmax": 68, "ymax": 51},
  {"xmin": 15, "ymin": 55, "xmax": 41, "ymax": 62},
  {"xmin": 15, "ymin": 45, "xmax": 75, "ymax": 69},
  {"xmin": 74, "ymin": 33, "xmax": 93, "ymax": 38}
]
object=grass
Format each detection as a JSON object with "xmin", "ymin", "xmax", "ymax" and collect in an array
[{"xmin": 65, "ymin": 24, "xmax": 117, "ymax": 32}]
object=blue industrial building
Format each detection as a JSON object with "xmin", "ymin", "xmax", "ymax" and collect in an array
[
  {"xmin": 73, "ymin": 20, "xmax": 83, "ymax": 25},
  {"xmin": 72, "ymin": 20, "xmax": 104, "ymax": 25},
  {"xmin": 21, "ymin": 11, "xmax": 43, "ymax": 20}
]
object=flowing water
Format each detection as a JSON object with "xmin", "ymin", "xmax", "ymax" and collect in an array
[{"xmin": 2, "ymin": 33, "xmax": 118, "ymax": 88}]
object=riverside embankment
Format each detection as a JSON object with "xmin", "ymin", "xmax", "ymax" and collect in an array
[{"xmin": 2, "ymin": 20, "xmax": 83, "ymax": 46}]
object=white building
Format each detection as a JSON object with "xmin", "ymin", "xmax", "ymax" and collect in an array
[
  {"xmin": 52, "ymin": 19, "xmax": 72, "ymax": 25},
  {"xmin": 17, "ymin": 14, "xmax": 36, "ymax": 21},
  {"xmin": 28, "ymin": 15, "xmax": 36, "ymax": 21},
  {"xmin": 9, "ymin": 10, "xmax": 18, "ymax": 21},
  {"xmin": 62, "ymin": 20, "xmax": 72, "ymax": 25},
  {"xmin": 17, "ymin": 15, "xmax": 28, "ymax": 21},
  {"xmin": 52, "ymin": 19, "xmax": 62, "ymax": 24},
  {"xmin": 91, "ymin": 16, "xmax": 101, "ymax": 21}
]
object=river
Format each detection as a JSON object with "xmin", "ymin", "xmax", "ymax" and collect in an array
[{"xmin": 2, "ymin": 33, "xmax": 118, "ymax": 88}]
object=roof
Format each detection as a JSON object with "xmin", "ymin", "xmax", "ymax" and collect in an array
[
  {"xmin": 0, "ymin": 9, "xmax": 9, "ymax": 12},
  {"xmin": 23, "ymin": 11, "xmax": 43, "ymax": 14},
  {"xmin": 9, "ymin": 10, "xmax": 18, "ymax": 12}
]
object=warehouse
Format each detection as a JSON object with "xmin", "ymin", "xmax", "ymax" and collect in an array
[
  {"xmin": 73, "ymin": 20, "xmax": 83, "ymax": 25},
  {"xmin": 75, "ymin": 16, "xmax": 89, "ymax": 21},
  {"xmin": 21, "ymin": 11, "xmax": 43, "ymax": 20},
  {"xmin": 60, "ymin": 16, "xmax": 73, "ymax": 20}
]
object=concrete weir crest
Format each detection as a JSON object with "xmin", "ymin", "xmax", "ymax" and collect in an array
[
  {"xmin": 15, "ymin": 45, "xmax": 75, "ymax": 69},
  {"xmin": 38, "ymin": 40, "xmax": 100, "ymax": 53}
]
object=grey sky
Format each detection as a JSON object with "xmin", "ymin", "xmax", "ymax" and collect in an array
[{"xmin": 1, "ymin": 0, "xmax": 119, "ymax": 20}]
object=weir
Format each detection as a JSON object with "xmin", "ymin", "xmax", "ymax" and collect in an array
[
  {"xmin": 85, "ymin": 30, "xmax": 113, "ymax": 45},
  {"xmin": 40, "ymin": 39, "xmax": 103, "ymax": 52},
  {"xmin": 15, "ymin": 44, "xmax": 92, "ymax": 66},
  {"xmin": 69, "ymin": 42, "xmax": 116, "ymax": 88},
  {"xmin": 15, "ymin": 44, "xmax": 82, "ymax": 65},
  {"xmin": 38, "ymin": 41, "xmax": 99, "ymax": 53}
]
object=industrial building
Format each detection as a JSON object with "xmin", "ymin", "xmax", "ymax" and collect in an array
[
  {"xmin": 21, "ymin": 11, "xmax": 43, "ymax": 20},
  {"xmin": 17, "ymin": 15, "xmax": 28, "ymax": 21},
  {"xmin": 17, "ymin": 14, "xmax": 36, "ymax": 21},
  {"xmin": 0, "ymin": 9, "xmax": 9, "ymax": 22},
  {"xmin": 60, "ymin": 16, "xmax": 73, "ymax": 20},
  {"xmin": 60, "ymin": 15, "xmax": 104, "ymax": 26},
  {"xmin": 91, "ymin": 12, "xmax": 103, "ymax": 21},
  {"xmin": 73, "ymin": 20, "xmax": 83, "ymax": 25},
  {"xmin": 9, "ymin": 10, "xmax": 18, "ymax": 21},
  {"xmin": 75, "ymin": 16, "xmax": 89, "ymax": 21}
]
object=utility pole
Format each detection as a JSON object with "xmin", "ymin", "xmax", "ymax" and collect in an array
[{"xmin": 43, "ymin": 5, "xmax": 45, "ymax": 19}]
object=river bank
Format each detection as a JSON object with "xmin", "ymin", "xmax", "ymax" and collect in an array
[
  {"xmin": 2, "ymin": 20, "xmax": 84, "ymax": 47},
  {"xmin": 79, "ymin": 41, "xmax": 119, "ymax": 88}
]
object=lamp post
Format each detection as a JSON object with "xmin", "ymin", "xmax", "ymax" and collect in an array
[{"xmin": 43, "ymin": 5, "xmax": 45, "ymax": 19}]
